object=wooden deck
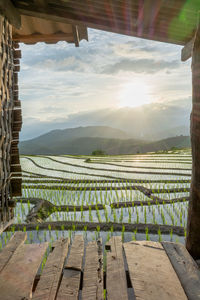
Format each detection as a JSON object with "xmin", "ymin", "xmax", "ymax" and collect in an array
[{"xmin": 0, "ymin": 233, "xmax": 200, "ymax": 300}]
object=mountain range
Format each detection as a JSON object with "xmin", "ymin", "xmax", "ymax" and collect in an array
[
  {"xmin": 21, "ymin": 99, "xmax": 191, "ymax": 141},
  {"xmin": 19, "ymin": 126, "xmax": 191, "ymax": 155}
]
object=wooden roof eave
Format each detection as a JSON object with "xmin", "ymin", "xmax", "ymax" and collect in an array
[
  {"xmin": 12, "ymin": 0, "xmax": 199, "ymax": 46},
  {"xmin": 0, "ymin": 0, "xmax": 88, "ymax": 46}
]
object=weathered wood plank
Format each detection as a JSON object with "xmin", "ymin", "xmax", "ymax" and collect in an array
[
  {"xmin": 0, "ymin": 0, "xmax": 21, "ymax": 29},
  {"xmin": 0, "ymin": 242, "xmax": 48, "ymax": 300},
  {"xmin": 13, "ymin": 50, "xmax": 21, "ymax": 59},
  {"xmin": 0, "ymin": 231, "xmax": 26, "ymax": 272},
  {"xmin": 82, "ymin": 239, "xmax": 103, "ymax": 300},
  {"xmin": 181, "ymin": 37, "xmax": 195, "ymax": 61},
  {"xmin": 162, "ymin": 242, "xmax": 200, "ymax": 300},
  {"xmin": 124, "ymin": 241, "xmax": 187, "ymax": 300},
  {"xmin": 33, "ymin": 238, "xmax": 69, "ymax": 300},
  {"xmin": 65, "ymin": 235, "xmax": 84, "ymax": 270},
  {"xmin": 106, "ymin": 236, "xmax": 128, "ymax": 300},
  {"xmin": 57, "ymin": 269, "xmax": 81, "ymax": 300},
  {"xmin": 57, "ymin": 235, "xmax": 84, "ymax": 300}
]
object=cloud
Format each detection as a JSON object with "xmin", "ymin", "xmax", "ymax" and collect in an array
[
  {"xmin": 112, "ymin": 42, "xmax": 161, "ymax": 59},
  {"xmin": 110, "ymin": 38, "xmax": 182, "ymax": 60},
  {"xmin": 101, "ymin": 58, "xmax": 180, "ymax": 74},
  {"xmin": 20, "ymin": 97, "xmax": 191, "ymax": 140},
  {"xmin": 20, "ymin": 28, "xmax": 183, "ymax": 77},
  {"xmin": 20, "ymin": 36, "xmax": 106, "ymax": 74},
  {"xmin": 18, "ymin": 28, "xmax": 191, "ymax": 141}
]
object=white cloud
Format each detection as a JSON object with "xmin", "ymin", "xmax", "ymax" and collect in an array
[{"xmin": 19, "ymin": 29, "xmax": 192, "ymax": 139}]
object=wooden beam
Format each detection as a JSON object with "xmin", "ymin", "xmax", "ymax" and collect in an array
[
  {"xmin": 0, "ymin": 0, "xmax": 21, "ymax": 29},
  {"xmin": 186, "ymin": 18, "xmax": 200, "ymax": 259},
  {"xmin": 181, "ymin": 37, "xmax": 195, "ymax": 61},
  {"xmin": 72, "ymin": 25, "xmax": 80, "ymax": 47},
  {"xmin": 13, "ymin": 33, "xmax": 74, "ymax": 43}
]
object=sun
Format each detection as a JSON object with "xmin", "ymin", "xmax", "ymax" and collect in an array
[{"xmin": 118, "ymin": 80, "xmax": 152, "ymax": 108}]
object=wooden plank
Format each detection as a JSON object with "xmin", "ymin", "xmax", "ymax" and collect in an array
[
  {"xmin": 0, "ymin": 242, "xmax": 48, "ymax": 300},
  {"xmin": 14, "ymin": 65, "xmax": 20, "ymax": 72},
  {"xmin": 14, "ymin": 59, "xmax": 20, "ymax": 64},
  {"xmin": 181, "ymin": 37, "xmax": 195, "ymax": 61},
  {"xmin": 106, "ymin": 236, "xmax": 128, "ymax": 300},
  {"xmin": 10, "ymin": 164, "xmax": 21, "ymax": 173},
  {"xmin": 0, "ymin": 0, "xmax": 21, "ymax": 29},
  {"xmin": 13, "ymin": 50, "xmax": 21, "ymax": 59},
  {"xmin": 82, "ymin": 239, "xmax": 103, "ymax": 300},
  {"xmin": 0, "ymin": 232, "xmax": 26, "ymax": 273},
  {"xmin": 13, "ymin": 109, "xmax": 22, "ymax": 122},
  {"xmin": 13, "ymin": 42, "xmax": 20, "ymax": 49},
  {"xmin": 162, "ymin": 242, "xmax": 200, "ymax": 300},
  {"xmin": 65, "ymin": 235, "xmax": 84, "ymax": 270},
  {"xmin": 57, "ymin": 235, "xmax": 84, "ymax": 300},
  {"xmin": 33, "ymin": 238, "xmax": 69, "ymax": 300},
  {"xmin": 57, "ymin": 269, "xmax": 81, "ymax": 300},
  {"xmin": 124, "ymin": 241, "xmax": 187, "ymax": 300}
]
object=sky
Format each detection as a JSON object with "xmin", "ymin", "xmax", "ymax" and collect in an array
[{"xmin": 19, "ymin": 28, "xmax": 192, "ymax": 140}]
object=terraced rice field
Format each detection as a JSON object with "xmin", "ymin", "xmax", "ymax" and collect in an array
[{"xmin": 0, "ymin": 148, "xmax": 192, "ymax": 249}]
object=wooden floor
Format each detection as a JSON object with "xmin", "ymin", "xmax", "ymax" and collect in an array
[{"xmin": 0, "ymin": 233, "xmax": 199, "ymax": 300}]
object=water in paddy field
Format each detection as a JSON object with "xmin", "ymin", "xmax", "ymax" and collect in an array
[{"xmin": 1, "ymin": 148, "xmax": 191, "ymax": 248}]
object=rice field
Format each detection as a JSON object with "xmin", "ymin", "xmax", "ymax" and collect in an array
[{"xmin": 0, "ymin": 148, "xmax": 192, "ymax": 249}]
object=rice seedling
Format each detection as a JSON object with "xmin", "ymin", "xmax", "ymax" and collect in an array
[{"xmin": 3, "ymin": 149, "xmax": 189, "ymax": 247}]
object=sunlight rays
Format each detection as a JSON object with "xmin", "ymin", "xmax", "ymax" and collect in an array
[{"xmin": 118, "ymin": 80, "xmax": 152, "ymax": 108}]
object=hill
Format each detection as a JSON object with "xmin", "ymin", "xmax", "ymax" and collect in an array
[
  {"xmin": 19, "ymin": 126, "xmax": 190, "ymax": 155},
  {"xmin": 21, "ymin": 100, "xmax": 191, "ymax": 141}
]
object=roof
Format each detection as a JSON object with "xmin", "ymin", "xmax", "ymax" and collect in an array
[
  {"xmin": 12, "ymin": 14, "xmax": 88, "ymax": 45},
  {"xmin": 12, "ymin": 0, "xmax": 199, "ymax": 46}
]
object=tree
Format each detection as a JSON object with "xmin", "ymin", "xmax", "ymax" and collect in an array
[{"xmin": 91, "ymin": 149, "xmax": 106, "ymax": 156}]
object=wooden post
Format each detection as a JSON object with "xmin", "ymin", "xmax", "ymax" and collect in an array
[{"xmin": 186, "ymin": 17, "xmax": 200, "ymax": 259}]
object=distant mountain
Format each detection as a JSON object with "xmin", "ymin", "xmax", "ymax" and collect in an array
[
  {"xmin": 155, "ymin": 126, "xmax": 190, "ymax": 140},
  {"xmin": 25, "ymin": 126, "xmax": 130, "ymax": 143},
  {"xmin": 21, "ymin": 99, "xmax": 191, "ymax": 141},
  {"xmin": 19, "ymin": 126, "xmax": 190, "ymax": 155},
  {"xmin": 19, "ymin": 126, "xmax": 130, "ymax": 154}
]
